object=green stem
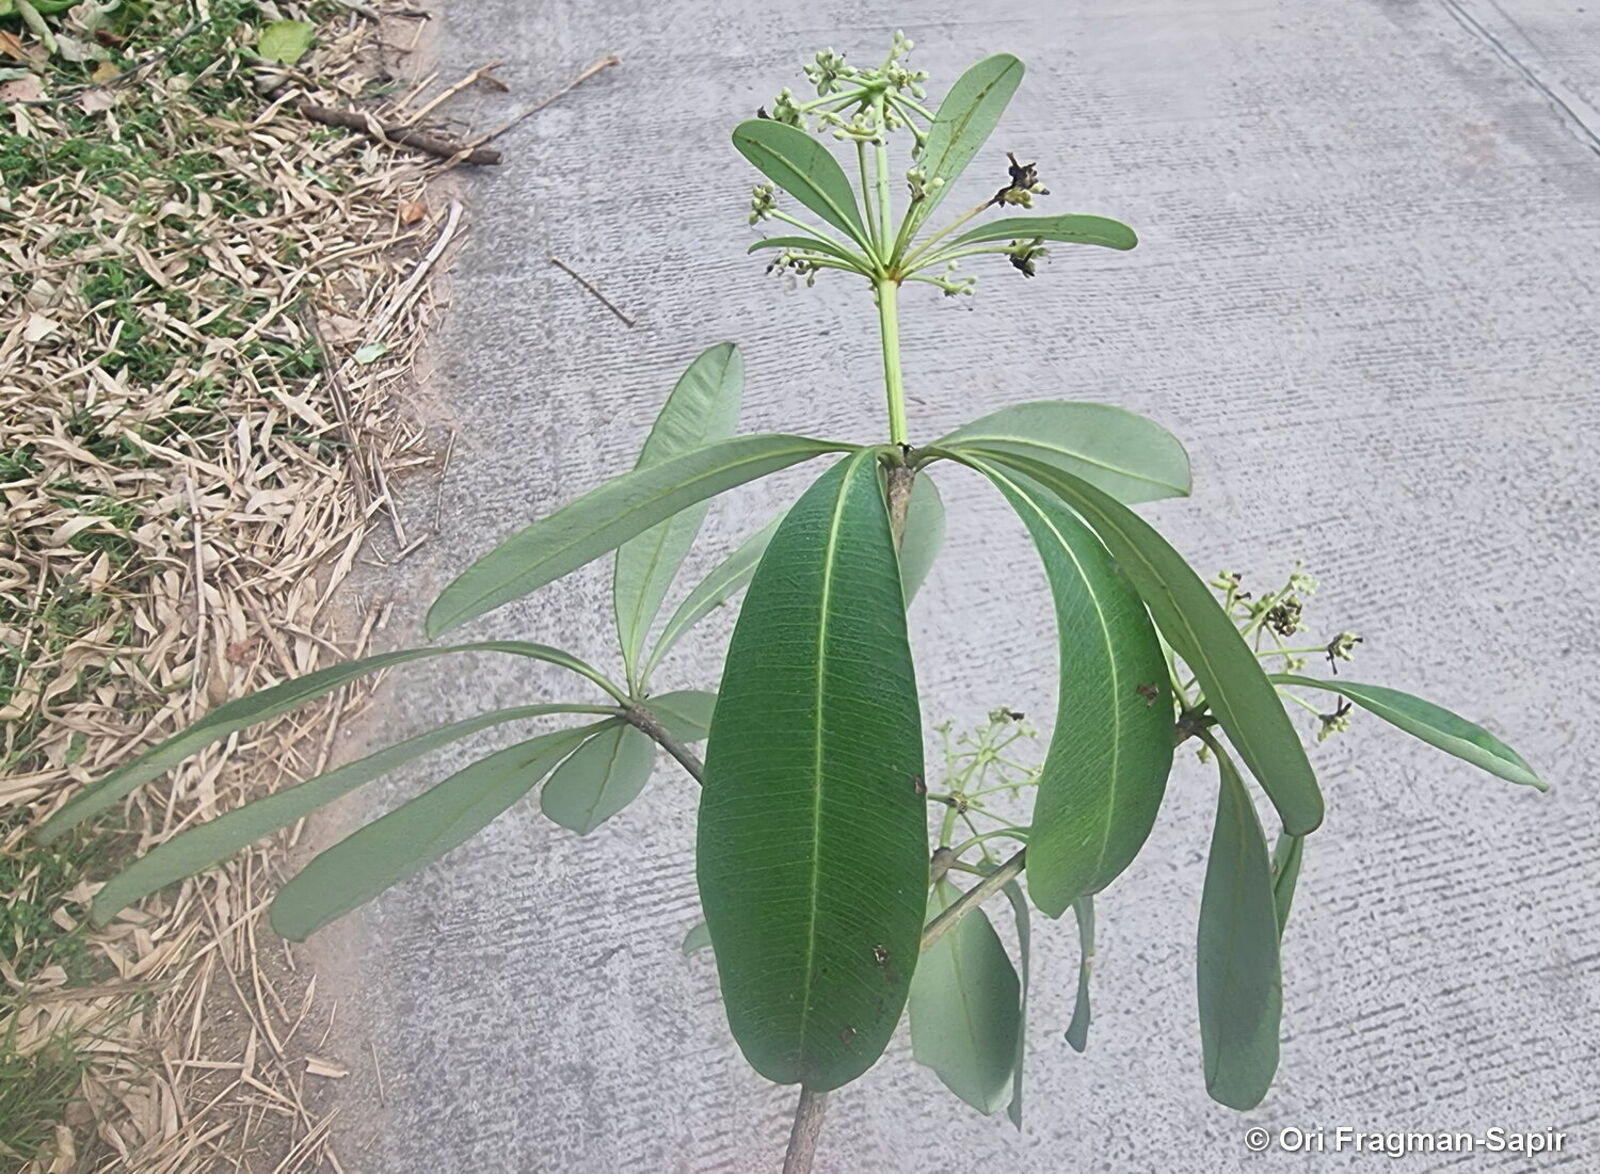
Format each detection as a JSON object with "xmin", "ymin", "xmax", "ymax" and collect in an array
[
  {"xmin": 875, "ymin": 279, "xmax": 909, "ymax": 445},
  {"xmin": 857, "ymin": 138, "xmax": 880, "ymax": 253},
  {"xmin": 921, "ymin": 849, "xmax": 1026, "ymax": 953},
  {"xmin": 901, "ymin": 198, "xmax": 993, "ymax": 270}
]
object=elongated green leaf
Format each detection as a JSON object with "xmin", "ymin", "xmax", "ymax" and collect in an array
[
  {"xmin": 911, "ymin": 54, "xmax": 1024, "ymax": 231},
  {"xmin": 1001, "ymin": 880, "xmax": 1031, "ymax": 1130},
  {"xmin": 270, "ymin": 725, "xmax": 600, "ymax": 940},
  {"xmin": 898, "ymin": 472, "xmax": 945, "ymax": 602},
  {"xmin": 945, "ymin": 213, "xmax": 1138, "ymax": 253},
  {"xmin": 1197, "ymin": 743, "xmax": 1283, "ymax": 1110},
  {"xmin": 732, "ymin": 120, "xmax": 869, "ymax": 247},
  {"xmin": 643, "ymin": 514, "xmax": 781, "ymax": 677},
  {"xmin": 540, "ymin": 720, "xmax": 657, "ymax": 835},
  {"xmin": 698, "ymin": 451, "xmax": 926, "ymax": 1090},
  {"xmin": 910, "ymin": 879, "xmax": 1021, "ymax": 1115},
  {"xmin": 646, "ymin": 690, "xmax": 717, "ymax": 743},
  {"xmin": 934, "ymin": 401, "xmax": 1190, "ymax": 504},
  {"xmin": 614, "ymin": 344, "xmax": 744, "ymax": 680},
  {"xmin": 682, "ymin": 920, "xmax": 712, "ymax": 955},
  {"xmin": 39, "ymin": 642, "xmax": 616, "ymax": 841},
  {"xmin": 974, "ymin": 461, "xmax": 1173, "ymax": 915},
  {"xmin": 1271, "ymin": 675, "xmax": 1546, "ymax": 790},
  {"xmin": 1271, "ymin": 832, "xmax": 1303, "ymax": 940},
  {"xmin": 1064, "ymin": 895, "xmax": 1095, "ymax": 1052},
  {"xmin": 747, "ymin": 235, "xmax": 868, "ymax": 268},
  {"xmin": 427, "ymin": 435, "xmax": 847, "ymax": 638},
  {"xmin": 90, "ymin": 702, "xmax": 611, "ymax": 924},
  {"xmin": 948, "ymin": 447, "xmax": 1324, "ymax": 835}
]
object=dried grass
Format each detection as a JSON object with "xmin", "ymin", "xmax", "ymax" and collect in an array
[{"xmin": 0, "ymin": 3, "xmax": 488, "ymax": 1168}]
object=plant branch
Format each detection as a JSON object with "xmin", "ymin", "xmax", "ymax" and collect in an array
[
  {"xmin": 622, "ymin": 705, "xmax": 705, "ymax": 782},
  {"xmin": 920, "ymin": 849, "xmax": 1026, "ymax": 952},
  {"xmin": 782, "ymin": 1087, "xmax": 829, "ymax": 1174}
]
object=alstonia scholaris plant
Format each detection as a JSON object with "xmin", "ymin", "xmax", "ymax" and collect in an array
[{"xmin": 42, "ymin": 36, "xmax": 1546, "ymax": 1168}]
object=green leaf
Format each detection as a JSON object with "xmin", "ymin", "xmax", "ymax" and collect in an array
[
  {"xmin": 1270, "ymin": 675, "xmax": 1546, "ymax": 791},
  {"xmin": 682, "ymin": 920, "xmax": 712, "ymax": 955},
  {"xmin": 1197, "ymin": 742, "xmax": 1284, "ymax": 1111},
  {"xmin": 747, "ymin": 235, "xmax": 868, "ymax": 268},
  {"xmin": 1001, "ymin": 880, "xmax": 1031, "ymax": 1130},
  {"xmin": 427, "ymin": 435, "xmax": 847, "ymax": 638},
  {"xmin": 934, "ymin": 401, "xmax": 1190, "ymax": 504},
  {"xmin": 645, "ymin": 689, "xmax": 717, "ymax": 743},
  {"xmin": 38, "ymin": 641, "xmax": 618, "ymax": 841},
  {"xmin": 910, "ymin": 880, "xmax": 1021, "ymax": 1116},
  {"xmin": 973, "ymin": 461, "xmax": 1173, "ymax": 915},
  {"xmin": 614, "ymin": 344, "xmax": 744, "ymax": 681},
  {"xmin": 258, "ymin": 20, "xmax": 314, "ymax": 65},
  {"xmin": 539, "ymin": 720, "xmax": 657, "ymax": 835},
  {"xmin": 944, "ymin": 213, "xmax": 1138, "ymax": 253},
  {"xmin": 898, "ymin": 472, "xmax": 945, "ymax": 603},
  {"xmin": 911, "ymin": 54, "xmax": 1025, "ymax": 231},
  {"xmin": 270, "ymin": 725, "xmax": 601, "ymax": 940},
  {"xmin": 1271, "ymin": 832, "xmax": 1304, "ymax": 940},
  {"xmin": 698, "ymin": 451, "xmax": 926, "ymax": 1091},
  {"xmin": 732, "ymin": 120, "xmax": 869, "ymax": 248},
  {"xmin": 642, "ymin": 514, "xmax": 780, "ymax": 678},
  {"xmin": 89, "ymin": 702, "xmax": 610, "ymax": 925},
  {"xmin": 948, "ymin": 447, "xmax": 1324, "ymax": 835},
  {"xmin": 1064, "ymin": 895, "xmax": 1095, "ymax": 1052}
]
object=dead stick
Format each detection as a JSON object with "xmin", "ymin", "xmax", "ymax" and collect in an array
[
  {"xmin": 293, "ymin": 100, "xmax": 503, "ymax": 164},
  {"xmin": 549, "ymin": 257, "xmax": 635, "ymax": 327},
  {"xmin": 471, "ymin": 54, "xmax": 622, "ymax": 148}
]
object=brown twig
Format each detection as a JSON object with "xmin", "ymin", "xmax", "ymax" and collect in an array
[
  {"xmin": 470, "ymin": 54, "xmax": 622, "ymax": 148},
  {"xmin": 782, "ymin": 1088, "xmax": 829, "ymax": 1174},
  {"xmin": 549, "ymin": 257, "xmax": 636, "ymax": 327},
  {"xmin": 291, "ymin": 99, "xmax": 503, "ymax": 164}
]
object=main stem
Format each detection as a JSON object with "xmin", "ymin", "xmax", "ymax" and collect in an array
[{"xmin": 876, "ymin": 277, "xmax": 908, "ymax": 446}]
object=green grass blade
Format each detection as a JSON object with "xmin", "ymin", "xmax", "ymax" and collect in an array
[
  {"xmin": 269, "ymin": 724, "xmax": 602, "ymax": 940},
  {"xmin": 643, "ymin": 514, "xmax": 781, "ymax": 676},
  {"xmin": 1064, "ymin": 894, "xmax": 1095, "ymax": 1052},
  {"xmin": 898, "ymin": 472, "xmax": 945, "ymax": 602},
  {"xmin": 644, "ymin": 690, "xmax": 717, "ymax": 743},
  {"xmin": 948, "ymin": 446, "xmax": 1324, "ymax": 835},
  {"xmin": 613, "ymin": 344, "xmax": 744, "ymax": 682},
  {"xmin": 89, "ymin": 702, "xmax": 614, "ymax": 925},
  {"xmin": 539, "ymin": 720, "xmax": 657, "ymax": 835},
  {"xmin": 910, "ymin": 54, "xmax": 1024, "ymax": 232},
  {"xmin": 1271, "ymin": 675, "xmax": 1546, "ymax": 790},
  {"xmin": 38, "ymin": 641, "xmax": 617, "ymax": 841},
  {"xmin": 427, "ymin": 435, "xmax": 847, "ymax": 638},
  {"xmin": 934, "ymin": 401, "xmax": 1190, "ymax": 504},
  {"xmin": 909, "ymin": 879, "xmax": 1022, "ymax": 1116},
  {"xmin": 944, "ymin": 213, "xmax": 1138, "ymax": 253},
  {"xmin": 698, "ymin": 451, "xmax": 927, "ymax": 1091},
  {"xmin": 732, "ymin": 120, "xmax": 870, "ymax": 248},
  {"xmin": 972, "ymin": 460, "xmax": 1173, "ymax": 915},
  {"xmin": 1197, "ymin": 742, "xmax": 1284, "ymax": 1110}
]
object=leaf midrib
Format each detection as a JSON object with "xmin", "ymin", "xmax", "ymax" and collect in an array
[
  {"xmin": 740, "ymin": 132, "xmax": 866, "ymax": 241},
  {"xmin": 962, "ymin": 432, "xmax": 1187, "ymax": 495}
]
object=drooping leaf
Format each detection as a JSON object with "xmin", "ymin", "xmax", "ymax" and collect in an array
[
  {"xmin": 1271, "ymin": 832, "xmax": 1303, "ymax": 940},
  {"xmin": 427, "ymin": 435, "xmax": 847, "ymax": 638},
  {"xmin": 747, "ymin": 235, "xmax": 868, "ymax": 268},
  {"xmin": 682, "ymin": 920, "xmax": 712, "ymax": 955},
  {"xmin": 1271, "ymin": 675, "xmax": 1546, "ymax": 791},
  {"xmin": 898, "ymin": 471, "xmax": 945, "ymax": 602},
  {"xmin": 910, "ymin": 879, "xmax": 1021, "ymax": 1116},
  {"xmin": 973, "ymin": 461, "xmax": 1173, "ymax": 915},
  {"xmin": 698, "ymin": 450, "xmax": 926, "ymax": 1091},
  {"xmin": 910, "ymin": 54, "xmax": 1024, "ymax": 231},
  {"xmin": 539, "ymin": 720, "xmax": 657, "ymax": 835},
  {"xmin": 1064, "ymin": 895, "xmax": 1095, "ymax": 1052},
  {"xmin": 1197, "ymin": 742, "xmax": 1284, "ymax": 1110},
  {"xmin": 38, "ymin": 642, "xmax": 618, "ymax": 841},
  {"xmin": 1001, "ymin": 880, "xmax": 1031, "ymax": 1129},
  {"xmin": 732, "ymin": 120, "xmax": 869, "ymax": 248},
  {"xmin": 642, "ymin": 515, "xmax": 781, "ymax": 678},
  {"xmin": 934, "ymin": 401, "xmax": 1190, "ymax": 504},
  {"xmin": 645, "ymin": 689, "xmax": 717, "ymax": 743},
  {"xmin": 944, "ymin": 213, "xmax": 1138, "ymax": 253},
  {"xmin": 89, "ymin": 702, "xmax": 612, "ymax": 925},
  {"xmin": 947, "ymin": 448, "xmax": 1324, "ymax": 835},
  {"xmin": 270, "ymin": 725, "xmax": 601, "ymax": 940},
  {"xmin": 614, "ymin": 344, "xmax": 744, "ymax": 681},
  {"xmin": 257, "ymin": 20, "xmax": 314, "ymax": 65}
]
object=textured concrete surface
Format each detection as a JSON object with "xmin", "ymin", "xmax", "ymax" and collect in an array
[{"xmin": 328, "ymin": 1, "xmax": 1599, "ymax": 1169}]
